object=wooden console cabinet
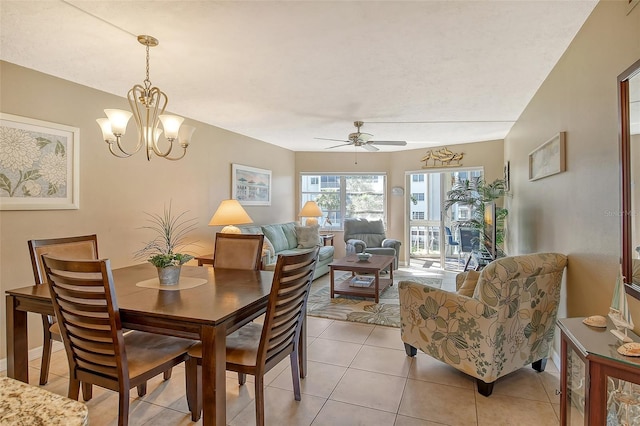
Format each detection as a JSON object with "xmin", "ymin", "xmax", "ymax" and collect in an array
[{"xmin": 558, "ymin": 317, "xmax": 640, "ymax": 425}]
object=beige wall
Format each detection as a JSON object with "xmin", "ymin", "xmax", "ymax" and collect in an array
[
  {"xmin": 504, "ymin": 1, "xmax": 640, "ymax": 322},
  {"xmin": 0, "ymin": 61, "xmax": 296, "ymax": 358},
  {"xmin": 296, "ymin": 139, "xmax": 504, "ymax": 261}
]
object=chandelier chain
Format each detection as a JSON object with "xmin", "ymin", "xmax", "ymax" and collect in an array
[{"xmin": 144, "ymin": 43, "xmax": 151, "ymax": 90}]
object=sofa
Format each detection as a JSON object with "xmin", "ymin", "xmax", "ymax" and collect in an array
[
  {"xmin": 399, "ymin": 252, "xmax": 567, "ymax": 396},
  {"xmin": 343, "ymin": 218, "xmax": 401, "ymax": 269},
  {"xmin": 238, "ymin": 222, "xmax": 334, "ymax": 280}
]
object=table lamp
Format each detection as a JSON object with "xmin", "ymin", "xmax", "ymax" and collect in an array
[
  {"xmin": 209, "ymin": 199, "xmax": 253, "ymax": 234},
  {"xmin": 299, "ymin": 201, "xmax": 323, "ymax": 226}
]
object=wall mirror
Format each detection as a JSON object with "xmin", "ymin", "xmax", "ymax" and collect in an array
[{"xmin": 620, "ymin": 58, "xmax": 640, "ymax": 297}]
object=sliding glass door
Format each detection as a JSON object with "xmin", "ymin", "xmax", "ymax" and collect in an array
[{"xmin": 407, "ymin": 168, "xmax": 482, "ymax": 271}]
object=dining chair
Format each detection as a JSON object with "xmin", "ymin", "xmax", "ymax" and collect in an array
[
  {"xmin": 213, "ymin": 232, "xmax": 265, "ymax": 270},
  {"xmin": 42, "ymin": 255, "xmax": 196, "ymax": 426},
  {"xmin": 185, "ymin": 247, "xmax": 320, "ymax": 424},
  {"xmin": 28, "ymin": 234, "xmax": 99, "ymax": 386}
]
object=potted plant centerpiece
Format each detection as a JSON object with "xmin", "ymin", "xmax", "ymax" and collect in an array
[{"xmin": 135, "ymin": 203, "xmax": 197, "ymax": 285}]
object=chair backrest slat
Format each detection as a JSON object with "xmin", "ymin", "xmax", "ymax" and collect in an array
[
  {"xmin": 213, "ymin": 233, "xmax": 264, "ymax": 270},
  {"xmin": 257, "ymin": 248, "xmax": 319, "ymax": 368},
  {"xmin": 43, "ymin": 255, "xmax": 127, "ymax": 384}
]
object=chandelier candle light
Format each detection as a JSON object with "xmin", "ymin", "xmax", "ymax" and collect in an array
[{"xmin": 96, "ymin": 35, "xmax": 195, "ymax": 161}]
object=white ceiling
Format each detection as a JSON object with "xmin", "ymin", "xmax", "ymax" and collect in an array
[{"xmin": 0, "ymin": 0, "xmax": 598, "ymax": 152}]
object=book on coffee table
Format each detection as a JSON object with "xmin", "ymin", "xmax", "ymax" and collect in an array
[{"xmin": 349, "ymin": 275, "xmax": 374, "ymax": 288}]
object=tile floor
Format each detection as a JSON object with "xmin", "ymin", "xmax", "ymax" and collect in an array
[{"xmin": 1, "ymin": 265, "xmax": 562, "ymax": 425}]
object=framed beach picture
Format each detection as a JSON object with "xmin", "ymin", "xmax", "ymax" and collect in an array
[
  {"xmin": 529, "ymin": 132, "xmax": 566, "ymax": 181},
  {"xmin": 0, "ymin": 113, "xmax": 80, "ymax": 210},
  {"xmin": 232, "ymin": 163, "xmax": 271, "ymax": 206}
]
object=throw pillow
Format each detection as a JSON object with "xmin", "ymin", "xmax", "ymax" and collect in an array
[
  {"xmin": 295, "ymin": 224, "xmax": 321, "ymax": 249},
  {"xmin": 457, "ymin": 269, "xmax": 480, "ymax": 297},
  {"xmin": 261, "ymin": 237, "xmax": 275, "ymax": 263}
]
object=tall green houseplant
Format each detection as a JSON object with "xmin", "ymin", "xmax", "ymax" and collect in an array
[{"xmin": 444, "ymin": 176, "xmax": 508, "ymax": 255}]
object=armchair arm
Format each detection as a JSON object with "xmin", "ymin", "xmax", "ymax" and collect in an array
[
  {"xmin": 346, "ymin": 238, "xmax": 366, "ymax": 254},
  {"xmin": 455, "ymin": 272, "xmax": 468, "ymax": 291},
  {"xmin": 381, "ymin": 238, "xmax": 401, "ymax": 250},
  {"xmin": 399, "ymin": 280, "xmax": 499, "ymax": 381}
]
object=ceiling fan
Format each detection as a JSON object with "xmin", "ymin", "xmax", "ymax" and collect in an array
[{"xmin": 315, "ymin": 121, "xmax": 407, "ymax": 151}]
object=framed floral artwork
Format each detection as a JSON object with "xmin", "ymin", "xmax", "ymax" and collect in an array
[
  {"xmin": 0, "ymin": 113, "xmax": 79, "ymax": 210},
  {"xmin": 232, "ymin": 163, "xmax": 271, "ymax": 206}
]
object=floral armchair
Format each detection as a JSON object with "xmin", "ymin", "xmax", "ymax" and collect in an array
[{"xmin": 399, "ymin": 252, "xmax": 567, "ymax": 396}]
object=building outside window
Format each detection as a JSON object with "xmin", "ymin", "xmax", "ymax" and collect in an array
[{"xmin": 301, "ymin": 174, "xmax": 386, "ymax": 229}]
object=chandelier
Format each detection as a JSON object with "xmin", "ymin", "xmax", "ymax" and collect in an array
[{"xmin": 96, "ymin": 35, "xmax": 195, "ymax": 161}]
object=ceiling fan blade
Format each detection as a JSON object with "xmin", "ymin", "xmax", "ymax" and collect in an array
[
  {"xmin": 358, "ymin": 132, "xmax": 374, "ymax": 143},
  {"xmin": 326, "ymin": 143, "xmax": 354, "ymax": 149},
  {"xmin": 369, "ymin": 140, "xmax": 407, "ymax": 146},
  {"xmin": 362, "ymin": 144, "xmax": 379, "ymax": 152},
  {"xmin": 315, "ymin": 137, "xmax": 349, "ymax": 143}
]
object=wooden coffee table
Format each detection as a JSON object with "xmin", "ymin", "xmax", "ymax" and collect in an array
[{"xmin": 329, "ymin": 254, "xmax": 395, "ymax": 303}]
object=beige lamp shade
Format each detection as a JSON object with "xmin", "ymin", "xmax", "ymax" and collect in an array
[
  {"xmin": 209, "ymin": 199, "xmax": 253, "ymax": 234},
  {"xmin": 299, "ymin": 201, "xmax": 323, "ymax": 226}
]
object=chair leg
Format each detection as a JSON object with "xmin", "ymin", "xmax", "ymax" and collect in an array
[
  {"xmin": 290, "ymin": 351, "xmax": 301, "ymax": 401},
  {"xmin": 532, "ymin": 358, "xmax": 547, "ymax": 372},
  {"xmin": 254, "ymin": 375, "xmax": 265, "ymax": 426},
  {"xmin": 185, "ymin": 358, "xmax": 202, "ymax": 422},
  {"xmin": 136, "ymin": 382, "xmax": 147, "ymax": 397},
  {"xmin": 476, "ymin": 379, "xmax": 494, "ymax": 397},
  {"xmin": 118, "ymin": 390, "xmax": 130, "ymax": 426},
  {"xmin": 82, "ymin": 382, "xmax": 93, "ymax": 401},
  {"xmin": 163, "ymin": 368, "xmax": 173, "ymax": 380},
  {"xmin": 68, "ymin": 378, "xmax": 81, "ymax": 400},
  {"xmin": 404, "ymin": 343, "xmax": 417, "ymax": 357},
  {"xmin": 238, "ymin": 372, "xmax": 247, "ymax": 385},
  {"xmin": 39, "ymin": 336, "xmax": 52, "ymax": 385}
]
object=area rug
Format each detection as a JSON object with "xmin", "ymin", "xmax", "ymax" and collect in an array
[{"xmin": 306, "ymin": 272, "xmax": 443, "ymax": 328}]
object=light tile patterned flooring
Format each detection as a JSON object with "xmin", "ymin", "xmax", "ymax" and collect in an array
[{"xmin": 1, "ymin": 266, "xmax": 562, "ymax": 425}]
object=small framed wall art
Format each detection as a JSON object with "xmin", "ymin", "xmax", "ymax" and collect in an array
[
  {"xmin": 232, "ymin": 163, "xmax": 271, "ymax": 206},
  {"xmin": 503, "ymin": 161, "xmax": 510, "ymax": 191},
  {"xmin": 529, "ymin": 132, "xmax": 566, "ymax": 181},
  {"xmin": 0, "ymin": 113, "xmax": 80, "ymax": 210}
]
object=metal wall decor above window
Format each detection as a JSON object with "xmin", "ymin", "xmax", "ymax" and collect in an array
[{"xmin": 96, "ymin": 35, "xmax": 195, "ymax": 161}]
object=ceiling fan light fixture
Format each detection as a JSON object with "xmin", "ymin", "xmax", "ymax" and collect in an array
[{"xmin": 318, "ymin": 120, "xmax": 406, "ymax": 152}]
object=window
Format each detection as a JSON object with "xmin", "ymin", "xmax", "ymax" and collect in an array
[
  {"xmin": 412, "ymin": 193, "xmax": 425, "ymax": 201},
  {"xmin": 412, "ymin": 175, "xmax": 425, "ymax": 182},
  {"xmin": 457, "ymin": 207, "xmax": 470, "ymax": 220},
  {"xmin": 412, "ymin": 211, "xmax": 425, "ymax": 220},
  {"xmin": 301, "ymin": 174, "xmax": 386, "ymax": 229}
]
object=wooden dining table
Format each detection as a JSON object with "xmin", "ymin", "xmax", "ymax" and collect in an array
[{"xmin": 5, "ymin": 263, "xmax": 306, "ymax": 426}]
